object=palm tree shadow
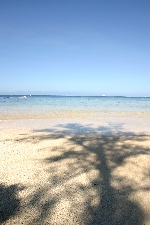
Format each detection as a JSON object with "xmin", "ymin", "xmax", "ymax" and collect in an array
[{"xmin": 16, "ymin": 122, "xmax": 149, "ymax": 224}]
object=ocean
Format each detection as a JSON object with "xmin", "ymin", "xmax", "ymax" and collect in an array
[{"xmin": 0, "ymin": 95, "xmax": 150, "ymax": 120}]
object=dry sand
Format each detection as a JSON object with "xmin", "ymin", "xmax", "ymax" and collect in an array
[{"xmin": 0, "ymin": 118, "xmax": 150, "ymax": 225}]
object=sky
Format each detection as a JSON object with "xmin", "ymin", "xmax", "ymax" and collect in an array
[{"xmin": 0, "ymin": 0, "xmax": 150, "ymax": 96}]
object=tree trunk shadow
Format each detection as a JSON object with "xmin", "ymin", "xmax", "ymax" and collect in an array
[
  {"xmin": 86, "ymin": 184, "xmax": 144, "ymax": 225},
  {"xmin": 69, "ymin": 135, "xmax": 146, "ymax": 225}
]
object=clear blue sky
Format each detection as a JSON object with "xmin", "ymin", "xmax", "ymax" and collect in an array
[{"xmin": 0, "ymin": 0, "xmax": 150, "ymax": 96}]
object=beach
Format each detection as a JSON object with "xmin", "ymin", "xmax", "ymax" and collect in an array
[
  {"xmin": 1, "ymin": 0, "xmax": 150, "ymax": 223},
  {"xmin": 1, "ymin": 116, "xmax": 150, "ymax": 225}
]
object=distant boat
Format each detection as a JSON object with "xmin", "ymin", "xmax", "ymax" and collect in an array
[
  {"xmin": 102, "ymin": 95, "xmax": 105, "ymax": 96},
  {"xmin": 19, "ymin": 96, "xmax": 27, "ymax": 98}
]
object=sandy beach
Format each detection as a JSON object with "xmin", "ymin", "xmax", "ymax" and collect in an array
[{"xmin": 0, "ymin": 118, "xmax": 150, "ymax": 225}]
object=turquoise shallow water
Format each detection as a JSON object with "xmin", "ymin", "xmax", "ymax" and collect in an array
[{"xmin": 0, "ymin": 95, "xmax": 150, "ymax": 120}]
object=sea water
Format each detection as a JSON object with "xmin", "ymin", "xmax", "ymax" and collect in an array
[{"xmin": 0, "ymin": 95, "xmax": 150, "ymax": 120}]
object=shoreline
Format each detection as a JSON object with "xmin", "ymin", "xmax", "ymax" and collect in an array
[
  {"xmin": 1, "ymin": 117, "xmax": 150, "ymax": 135},
  {"xmin": 1, "ymin": 110, "xmax": 150, "ymax": 121}
]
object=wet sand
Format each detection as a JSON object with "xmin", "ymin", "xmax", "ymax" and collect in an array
[{"xmin": 0, "ymin": 118, "xmax": 150, "ymax": 225}]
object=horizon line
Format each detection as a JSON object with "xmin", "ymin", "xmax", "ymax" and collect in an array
[{"xmin": 0, "ymin": 94, "xmax": 149, "ymax": 98}]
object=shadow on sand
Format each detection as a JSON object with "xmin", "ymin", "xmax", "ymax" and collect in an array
[
  {"xmin": 0, "ymin": 184, "xmax": 23, "ymax": 224},
  {"xmin": 4, "ymin": 122, "xmax": 150, "ymax": 224}
]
